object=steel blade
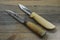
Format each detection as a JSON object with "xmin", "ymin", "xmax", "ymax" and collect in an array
[
  {"xmin": 18, "ymin": 4, "xmax": 32, "ymax": 15},
  {"xmin": 5, "ymin": 10, "xmax": 25, "ymax": 23}
]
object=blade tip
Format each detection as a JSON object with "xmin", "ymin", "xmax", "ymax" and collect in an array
[
  {"xmin": 5, "ymin": 10, "xmax": 12, "ymax": 12},
  {"xmin": 18, "ymin": 4, "xmax": 24, "ymax": 9},
  {"xmin": 18, "ymin": 4, "xmax": 22, "ymax": 7},
  {"xmin": 5, "ymin": 10, "xmax": 15, "ymax": 14}
]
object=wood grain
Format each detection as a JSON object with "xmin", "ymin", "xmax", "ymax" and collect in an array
[{"xmin": 0, "ymin": 0, "xmax": 59, "ymax": 6}]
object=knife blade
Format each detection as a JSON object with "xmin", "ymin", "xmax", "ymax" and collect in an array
[
  {"xmin": 5, "ymin": 10, "xmax": 46, "ymax": 36},
  {"xmin": 18, "ymin": 4, "xmax": 55, "ymax": 29},
  {"xmin": 5, "ymin": 10, "xmax": 25, "ymax": 23}
]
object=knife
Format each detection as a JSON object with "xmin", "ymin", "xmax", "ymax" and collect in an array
[
  {"xmin": 18, "ymin": 4, "xmax": 55, "ymax": 29},
  {"xmin": 5, "ymin": 10, "xmax": 46, "ymax": 36}
]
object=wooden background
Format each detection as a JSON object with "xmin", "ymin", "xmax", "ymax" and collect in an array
[{"xmin": 0, "ymin": 0, "xmax": 60, "ymax": 40}]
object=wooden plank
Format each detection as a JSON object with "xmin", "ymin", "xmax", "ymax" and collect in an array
[
  {"xmin": 0, "ymin": 4, "xmax": 59, "ymax": 14},
  {"xmin": 0, "ymin": 0, "xmax": 59, "ymax": 6}
]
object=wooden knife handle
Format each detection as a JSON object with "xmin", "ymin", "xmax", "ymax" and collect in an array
[
  {"xmin": 30, "ymin": 12, "xmax": 55, "ymax": 29},
  {"xmin": 26, "ymin": 21, "xmax": 46, "ymax": 36}
]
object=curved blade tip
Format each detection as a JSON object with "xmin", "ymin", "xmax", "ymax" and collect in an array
[
  {"xmin": 18, "ymin": 4, "xmax": 26, "ymax": 9},
  {"xmin": 5, "ymin": 10, "xmax": 15, "ymax": 14}
]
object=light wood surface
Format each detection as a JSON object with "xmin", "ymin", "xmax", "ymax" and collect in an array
[{"xmin": 0, "ymin": 0, "xmax": 59, "ymax": 6}]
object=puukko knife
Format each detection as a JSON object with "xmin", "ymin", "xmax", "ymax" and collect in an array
[
  {"xmin": 18, "ymin": 4, "xmax": 55, "ymax": 29},
  {"xmin": 5, "ymin": 10, "xmax": 46, "ymax": 36}
]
